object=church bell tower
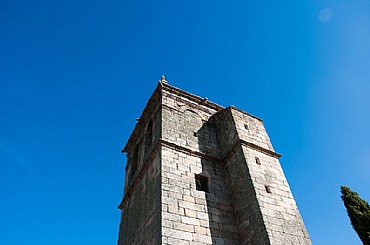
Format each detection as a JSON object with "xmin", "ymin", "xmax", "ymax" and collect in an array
[{"xmin": 117, "ymin": 77, "xmax": 312, "ymax": 245}]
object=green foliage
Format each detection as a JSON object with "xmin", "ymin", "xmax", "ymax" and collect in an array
[{"xmin": 341, "ymin": 186, "xmax": 370, "ymax": 245}]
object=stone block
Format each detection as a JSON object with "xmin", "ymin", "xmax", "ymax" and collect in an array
[{"xmin": 181, "ymin": 216, "xmax": 200, "ymax": 226}]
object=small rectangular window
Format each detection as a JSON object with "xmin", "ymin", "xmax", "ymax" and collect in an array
[
  {"xmin": 255, "ymin": 157, "xmax": 261, "ymax": 165},
  {"xmin": 195, "ymin": 175, "xmax": 209, "ymax": 192},
  {"xmin": 265, "ymin": 185, "xmax": 272, "ymax": 193}
]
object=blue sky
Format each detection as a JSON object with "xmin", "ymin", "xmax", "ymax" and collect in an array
[{"xmin": 1, "ymin": 1, "xmax": 370, "ymax": 244}]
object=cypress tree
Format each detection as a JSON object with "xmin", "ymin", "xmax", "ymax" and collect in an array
[{"xmin": 340, "ymin": 186, "xmax": 370, "ymax": 245}]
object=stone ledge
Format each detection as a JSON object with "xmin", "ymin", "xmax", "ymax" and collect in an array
[
  {"xmin": 119, "ymin": 137, "xmax": 280, "ymax": 211},
  {"xmin": 161, "ymin": 82, "xmax": 223, "ymax": 112},
  {"xmin": 223, "ymin": 139, "xmax": 282, "ymax": 163}
]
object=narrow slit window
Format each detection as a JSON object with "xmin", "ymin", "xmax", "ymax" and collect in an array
[
  {"xmin": 132, "ymin": 146, "xmax": 139, "ymax": 174},
  {"xmin": 128, "ymin": 145, "xmax": 139, "ymax": 186},
  {"xmin": 195, "ymin": 174, "xmax": 209, "ymax": 192},
  {"xmin": 244, "ymin": 124, "xmax": 249, "ymax": 130},
  {"xmin": 255, "ymin": 157, "xmax": 261, "ymax": 165},
  {"xmin": 144, "ymin": 120, "xmax": 153, "ymax": 156},
  {"xmin": 265, "ymin": 185, "xmax": 272, "ymax": 193}
]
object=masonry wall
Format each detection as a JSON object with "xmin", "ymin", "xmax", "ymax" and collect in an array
[
  {"xmin": 118, "ymin": 150, "xmax": 161, "ymax": 245},
  {"xmin": 160, "ymin": 88, "xmax": 240, "ymax": 245},
  {"xmin": 241, "ymin": 146, "xmax": 311, "ymax": 245},
  {"xmin": 225, "ymin": 148, "xmax": 271, "ymax": 245},
  {"xmin": 214, "ymin": 107, "xmax": 312, "ymax": 245},
  {"xmin": 118, "ymin": 90, "xmax": 163, "ymax": 245},
  {"xmin": 214, "ymin": 107, "xmax": 270, "ymax": 245},
  {"xmin": 161, "ymin": 89, "xmax": 221, "ymax": 158},
  {"xmin": 161, "ymin": 146, "xmax": 240, "ymax": 245},
  {"xmin": 230, "ymin": 108, "xmax": 274, "ymax": 151}
]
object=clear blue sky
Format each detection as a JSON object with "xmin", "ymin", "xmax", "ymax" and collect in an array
[{"xmin": 1, "ymin": 1, "xmax": 369, "ymax": 244}]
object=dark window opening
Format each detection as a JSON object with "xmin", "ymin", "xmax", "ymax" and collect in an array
[
  {"xmin": 255, "ymin": 157, "xmax": 261, "ymax": 165},
  {"xmin": 244, "ymin": 124, "xmax": 249, "ymax": 130},
  {"xmin": 147, "ymin": 121, "xmax": 153, "ymax": 142},
  {"xmin": 144, "ymin": 121, "xmax": 153, "ymax": 156},
  {"xmin": 130, "ymin": 145, "xmax": 139, "ymax": 180},
  {"xmin": 195, "ymin": 175, "xmax": 209, "ymax": 192},
  {"xmin": 265, "ymin": 185, "xmax": 272, "ymax": 193},
  {"xmin": 193, "ymin": 132, "xmax": 198, "ymax": 137}
]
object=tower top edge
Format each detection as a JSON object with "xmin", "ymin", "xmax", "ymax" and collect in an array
[
  {"xmin": 122, "ymin": 80, "xmax": 263, "ymax": 153},
  {"xmin": 160, "ymin": 82, "xmax": 263, "ymax": 122},
  {"xmin": 160, "ymin": 82, "xmax": 224, "ymax": 112}
]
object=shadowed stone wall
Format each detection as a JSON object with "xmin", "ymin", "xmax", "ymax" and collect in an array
[{"xmin": 118, "ymin": 151, "xmax": 161, "ymax": 245}]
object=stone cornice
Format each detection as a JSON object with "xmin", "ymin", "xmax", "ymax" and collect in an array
[
  {"xmin": 122, "ymin": 81, "xmax": 263, "ymax": 153},
  {"xmin": 161, "ymin": 82, "xmax": 223, "ymax": 112},
  {"xmin": 163, "ymin": 92, "xmax": 220, "ymax": 116},
  {"xmin": 223, "ymin": 139, "xmax": 281, "ymax": 163},
  {"xmin": 161, "ymin": 83, "xmax": 262, "ymax": 121},
  {"xmin": 159, "ymin": 139, "xmax": 222, "ymax": 164},
  {"xmin": 119, "ymin": 138, "xmax": 280, "ymax": 211},
  {"xmin": 118, "ymin": 138, "xmax": 222, "ymax": 211},
  {"xmin": 229, "ymin": 106, "xmax": 263, "ymax": 122},
  {"xmin": 240, "ymin": 140, "xmax": 281, "ymax": 158}
]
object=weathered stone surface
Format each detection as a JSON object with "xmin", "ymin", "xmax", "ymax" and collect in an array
[{"xmin": 117, "ymin": 81, "xmax": 311, "ymax": 245}]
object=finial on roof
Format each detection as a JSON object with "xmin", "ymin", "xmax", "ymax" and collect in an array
[
  {"xmin": 159, "ymin": 74, "xmax": 168, "ymax": 84},
  {"xmin": 201, "ymin": 97, "xmax": 208, "ymax": 104}
]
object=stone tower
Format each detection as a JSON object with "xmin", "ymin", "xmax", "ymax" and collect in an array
[{"xmin": 117, "ymin": 78, "xmax": 312, "ymax": 245}]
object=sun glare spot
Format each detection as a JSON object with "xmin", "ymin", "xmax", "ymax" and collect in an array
[{"xmin": 319, "ymin": 8, "xmax": 334, "ymax": 22}]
